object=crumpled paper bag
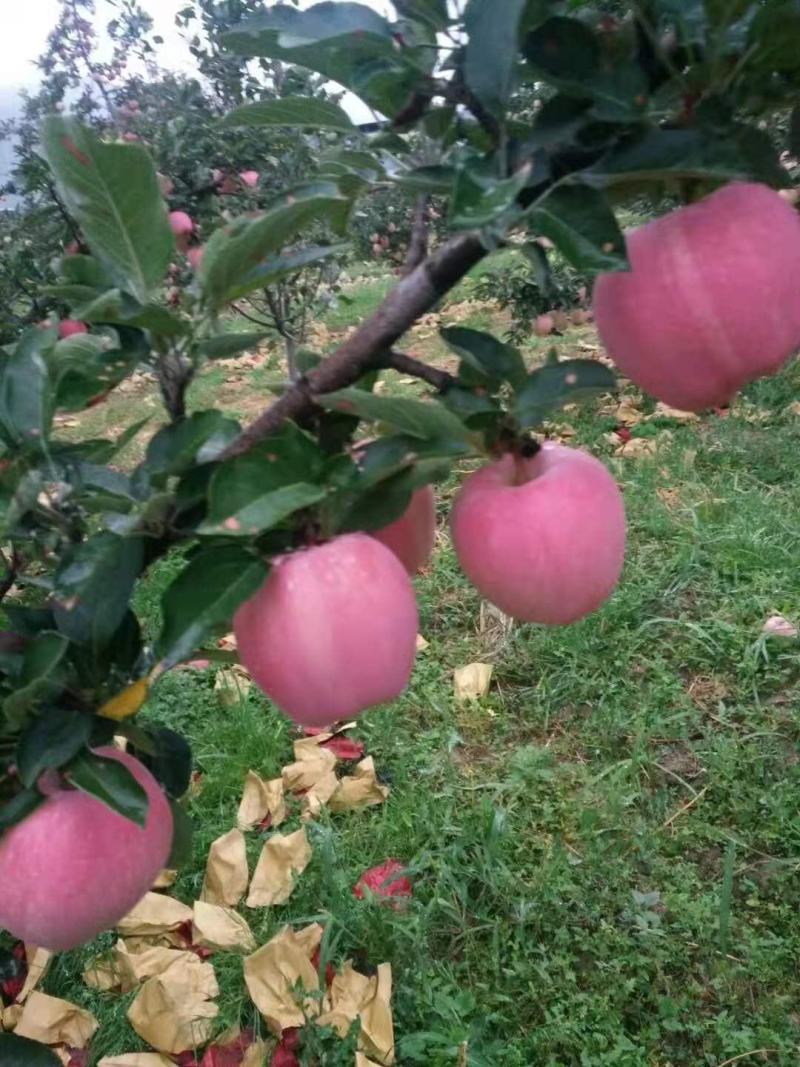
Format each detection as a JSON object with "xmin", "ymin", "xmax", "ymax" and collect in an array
[
  {"xmin": 246, "ymin": 828, "xmax": 312, "ymax": 907},
  {"xmin": 152, "ymin": 869, "xmax": 178, "ymax": 889},
  {"xmin": 201, "ymin": 828, "xmax": 249, "ymax": 906},
  {"xmin": 2, "ymin": 1003, "xmax": 23, "ymax": 1030},
  {"xmin": 14, "ymin": 991, "xmax": 99, "ymax": 1048},
  {"xmin": 317, "ymin": 963, "xmax": 373, "ymax": 1036},
  {"xmin": 192, "ymin": 900, "xmax": 256, "ymax": 953},
  {"xmin": 282, "ymin": 748, "xmax": 337, "ymax": 793},
  {"xmin": 83, "ymin": 942, "xmax": 138, "ymax": 994},
  {"xmin": 243, "ymin": 924, "xmax": 322, "ymax": 1034},
  {"xmin": 301, "ymin": 769, "xmax": 340, "ymax": 819},
  {"xmin": 117, "ymin": 892, "xmax": 193, "ymax": 939},
  {"xmin": 415, "ymin": 634, "xmax": 429, "ymax": 652},
  {"xmin": 18, "ymin": 945, "xmax": 52, "ymax": 1003},
  {"xmin": 86, "ymin": 942, "xmax": 216, "ymax": 996},
  {"xmin": 763, "ymin": 614, "xmax": 798, "ymax": 638},
  {"xmin": 329, "ymin": 758, "xmax": 389, "ymax": 813},
  {"xmin": 359, "ymin": 963, "xmax": 394, "ymax": 1065},
  {"xmin": 237, "ymin": 771, "xmax": 286, "ymax": 831},
  {"xmin": 454, "ymin": 663, "xmax": 493, "ymax": 701},
  {"xmin": 98, "ymin": 1056, "xmax": 174, "ymax": 1067},
  {"xmin": 215, "ymin": 664, "xmax": 252, "ymax": 707},
  {"xmin": 127, "ymin": 968, "xmax": 219, "ymax": 1054},
  {"xmin": 355, "ymin": 1056, "xmax": 383, "ymax": 1067}
]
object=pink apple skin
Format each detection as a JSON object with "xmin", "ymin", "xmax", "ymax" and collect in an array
[
  {"xmin": 451, "ymin": 444, "xmax": 626, "ymax": 625},
  {"xmin": 0, "ymin": 747, "xmax": 173, "ymax": 951},
  {"xmin": 58, "ymin": 319, "xmax": 88, "ymax": 339},
  {"xmin": 187, "ymin": 245, "xmax": 205, "ymax": 272},
  {"xmin": 593, "ymin": 182, "xmax": 800, "ymax": 411},
  {"xmin": 240, "ymin": 170, "xmax": 259, "ymax": 188},
  {"xmin": 371, "ymin": 486, "xmax": 436, "ymax": 575},
  {"xmin": 234, "ymin": 533, "xmax": 418, "ymax": 727},
  {"xmin": 168, "ymin": 210, "xmax": 194, "ymax": 236}
]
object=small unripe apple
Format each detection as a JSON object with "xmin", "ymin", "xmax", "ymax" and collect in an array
[
  {"xmin": 58, "ymin": 319, "xmax": 88, "ymax": 339},
  {"xmin": 534, "ymin": 314, "xmax": 554, "ymax": 337},
  {"xmin": 593, "ymin": 182, "xmax": 800, "ymax": 411},
  {"xmin": 371, "ymin": 486, "xmax": 436, "ymax": 574},
  {"xmin": 451, "ymin": 443, "xmax": 626, "ymax": 624},
  {"xmin": 0, "ymin": 747, "xmax": 173, "ymax": 951},
  {"xmin": 239, "ymin": 170, "xmax": 259, "ymax": 188},
  {"xmin": 234, "ymin": 533, "xmax": 418, "ymax": 726}
]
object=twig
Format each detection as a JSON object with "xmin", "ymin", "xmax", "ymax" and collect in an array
[
  {"xmin": 715, "ymin": 1051, "xmax": 779, "ymax": 1067},
  {"xmin": 661, "ymin": 784, "xmax": 709, "ymax": 830},
  {"xmin": 402, "ymin": 194, "xmax": 431, "ymax": 276},
  {"xmin": 382, "ymin": 349, "xmax": 456, "ymax": 392},
  {"xmin": 156, "ymin": 349, "xmax": 194, "ymax": 423},
  {"xmin": 221, "ymin": 231, "xmax": 486, "ymax": 459}
]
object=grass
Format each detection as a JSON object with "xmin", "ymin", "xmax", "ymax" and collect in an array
[{"xmin": 36, "ymin": 273, "xmax": 800, "ymax": 1066}]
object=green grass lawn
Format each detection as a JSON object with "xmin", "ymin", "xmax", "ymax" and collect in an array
[{"xmin": 35, "ymin": 280, "xmax": 800, "ymax": 1065}]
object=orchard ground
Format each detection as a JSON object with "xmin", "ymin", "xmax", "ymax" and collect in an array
[{"xmin": 38, "ymin": 259, "xmax": 800, "ymax": 1065}]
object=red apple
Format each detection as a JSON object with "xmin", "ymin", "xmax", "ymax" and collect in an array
[
  {"xmin": 234, "ymin": 533, "xmax": 418, "ymax": 726},
  {"xmin": 239, "ymin": 170, "xmax": 259, "ymax": 188},
  {"xmin": 0, "ymin": 747, "xmax": 173, "ymax": 951},
  {"xmin": 187, "ymin": 245, "xmax": 205, "ymax": 272},
  {"xmin": 593, "ymin": 182, "xmax": 800, "ymax": 411},
  {"xmin": 450, "ymin": 443, "xmax": 626, "ymax": 624},
  {"xmin": 169, "ymin": 210, "xmax": 194, "ymax": 236},
  {"xmin": 58, "ymin": 320, "xmax": 88, "ymax": 339},
  {"xmin": 370, "ymin": 486, "xmax": 436, "ymax": 575},
  {"xmin": 534, "ymin": 313, "xmax": 554, "ymax": 337}
]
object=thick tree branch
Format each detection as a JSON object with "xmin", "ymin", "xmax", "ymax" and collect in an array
[
  {"xmin": 221, "ymin": 231, "xmax": 486, "ymax": 459},
  {"xmin": 402, "ymin": 195, "xmax": 431, "ymax": 277},
  {"xmin": 157, "ymin": 349, "xmax": 194, "ymax": 423},
  {"xmin": 382, "ymin": 350, "xmax": 456, "ymax": 392}
]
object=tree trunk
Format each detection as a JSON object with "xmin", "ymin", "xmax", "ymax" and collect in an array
[{"xmin": 283, "ymin": 334, "xmax": 300, "ymax": 381}]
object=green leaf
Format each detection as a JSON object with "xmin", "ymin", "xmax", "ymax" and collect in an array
[
  {"xmin": 157, "ymin": 545, "xmax": 267, "ymax": 668},
  {"xmin": 464, "ymin": 0, "xmax": 527, "ymax": 118},
  {"xmin": 54, "ymin": 533, "xmax": 145, "ymax": 648},
  {"xmin": 0, "ymin": 340, "xmax": 52, "ymax": 452},
  {"xmin": 50, "ymin": 330, "xmax": 142, "ymax": 411},
  {"xmin": 40, "ymin": 117, "xmax": 173, "ymax": 302},
  {"xmin": 16, "ymin": 708, "xmax": 94, "ymax": 788},
  {"xmin": 68, "ymin": 748, "xmax": 149, "ymax": 827},
  {"xmin": 200, "ymin": 482, "xmax": 327, "ymax": 537},
  {"xmin": 200, "ymin": 183, "xmax": 349, "ymax": 309},
  {"xmin": 222, "ymin": 96, "xmax": 355, "ymax": 131},
  {"xmin": 132, "ymin": 725, "xmax": 192, "ymax": 799},
  {"xmin": 59, "ymin": 252, "xmax": 107, "ymax": 288},
  {"xmin": 524, "ymin": 16, "xmax": 648, "ymax": 122},
  {"xmin": 528, "ymin": 184, "xmax": 627, "ymax": 273},
  {"xmin": 0, "ymin": 790, "xmax": 46, "ymax": 835},
  {"xmin": 395, "ymin": 164, "xmax": 456, "ymax": 194},
  {"xmin": 396, "ymin": 0, "xmax": 450, "ymax": 31},
  {"xmin": 515, "ymin": 358, "xmax": 617, "ymax": 429},
  {"xmin": 0, "ymin": 1033, "xmax": 62, "ymax": 1066},
  {"xmin": 3, "ymin": 633, "xmax": 70, "ymax": 727},
  {"xmin": 216, "ymin": 243, "xmax": 348, "ymax": 306},
  {"xmin": 167, "ymin": 799, "xmax": 193, "ymax": 867},
  {"xmin": 198, "ymin": 332, "xmax": 271, "ymax": 360},
  {"xmin": 144, "ymin": 411, "xmax": 240, "ymax": 477},
  {"xmin": 319, "ymin": 389, "xmax": 471, "ymax": 441},
  {"xmin": 71, "ymin": 289, "xmax": 189, "ymax": 337},
  {"xmin": 450, "ymin": 160, "xmax": 532, "ymax": 229},
  {"xmin": 223, "ymin": 3, "xmax": 415, "ymax": 116},
  {"xmin": 440, "ymin": 326, "xmax": 527, "ymax": 389}
]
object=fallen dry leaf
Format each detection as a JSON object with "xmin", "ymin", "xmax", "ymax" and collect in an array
[
  {"xmin": 201, "ymin": 828, "xmax": 249, "ymax": 906},
  {"xmin": 98, "ymin": 1056, "xmax": 174, "ymax": 1067},
  {"xmin": 243, "ymin": 924, "xmax": 323, "ymax": 1033},
  {"xmin": 762, "ymin": 614, "xmax": 798, "ymax": 638},
  {"xmin": 237, "ymin": 771, "xmax": 287, "ymax": 831},
  {"xmin": 329, "ymin": 757, "xmax": 389, "ymax": 814},
  {"xmin": 650, "ymin": 402, "xmax": 699, "ymax": 423},
  {"xmin": 118, "ymin": 893, "xmax": 193, "ymax": 940},
  {"xmin": 246, "ymin": 828, "xmax": 312, "ymax": 907},
  {"xmin": 453, "ymin": 663, "xmax": 493, "ymax": 702},
  {"xmin": 127, "ymin": 968, "xmax": 219, "ymax": 1054},
  {"xmin": 192, "ymin": 900, "xmax": 256, "ymax": 953},
  {"xmin": 15, "ymin": 991, "xmax": 99, "ymax": 1049},
  {"xmin": 282, "ymin": 748, "xmax": 337, "ymax": 793}
]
